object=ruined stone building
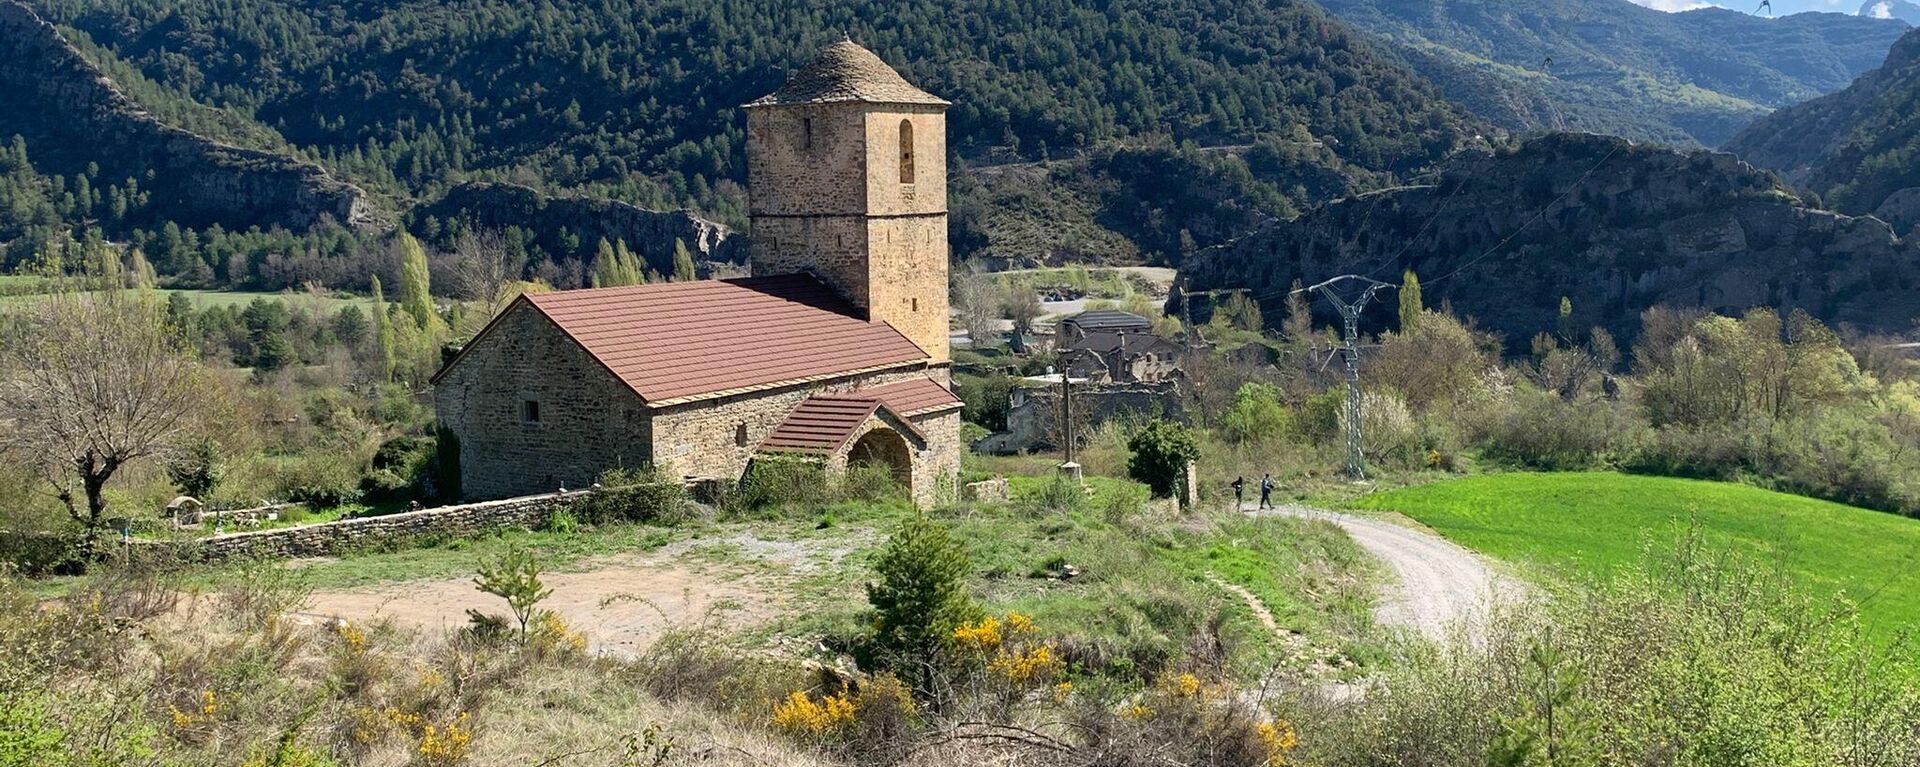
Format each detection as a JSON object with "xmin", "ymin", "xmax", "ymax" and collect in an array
[{"xmin": 432, "ymin": 42, "xmax": 961, "ymax": 507}]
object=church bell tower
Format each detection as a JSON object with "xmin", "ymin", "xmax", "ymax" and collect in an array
[{"xmin": 744, "ymin": 41, "xmax": 951, "ymax": 362}]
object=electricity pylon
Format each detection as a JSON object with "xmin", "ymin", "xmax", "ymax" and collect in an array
[{"xmin": 1302, "ymin": 275, "xmax": 1395, "ymax": 480}]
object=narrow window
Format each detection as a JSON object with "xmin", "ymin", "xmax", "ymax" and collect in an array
[
  {"xmin": 898, "ymin": 119, "xmax": 915, "ymax": 184},
  {"xmin": 522, "ymin": 400, "xmax": 541, "ymax": 424},
  {"xmin": 911, "ymin": 297, "xmax": 919, "ymax": 312},
  {"xmin": 734, "ymin": 423, "xmax": 749, "ymax": 447},
  {"xmin": 802, "ymin": 117, "xmax": 813, "ymax": 150}
]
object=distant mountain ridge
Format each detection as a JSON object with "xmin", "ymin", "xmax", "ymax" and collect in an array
[
  {"xmin": 1725, "ymin": 27, "xmax": 1920, "ymax": 227},
  {"xmin": 1179, "ymin": 134, "xmax": 1920, "ymax": 343},
  {"xmin": 1316, "ymin": 0, "xmax": 1910, "ymax": 147},
  {"xmin": 0, "ymin": 0, "xmax": 370, "ymax": 233}
]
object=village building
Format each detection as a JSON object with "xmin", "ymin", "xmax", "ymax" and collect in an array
[{"xmin": 432, "ymin": 41, "xmax": 961, "ymax": 507}]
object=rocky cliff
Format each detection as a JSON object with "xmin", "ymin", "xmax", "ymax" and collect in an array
[
  {"xmin": 1725, "ymin": 28, "xmax": 1920, "ymax": 221},
  {"xmin": 1179, "ymin": 133, "xmax": 1920, "ymax": 344},
  {"xmin": 412, "ymin": 182, "xmax": 744, "ymax": 273},
  {"xmin": 0, "ymin": 1, "xmax": 370, "ymax": 232}
]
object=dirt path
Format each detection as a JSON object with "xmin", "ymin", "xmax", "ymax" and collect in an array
[{"xmin": 1248, "ymin": 504, "xmax": 1515, "ymax": 643}]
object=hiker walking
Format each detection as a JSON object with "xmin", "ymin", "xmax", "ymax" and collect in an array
[
  {"xmin": 1258, "ymin": 473, "xmax": 1275, "ymax": 510},
  {"xmin": 1230, "ymin": 476, "xmax": 1245, "ymax": 507}
]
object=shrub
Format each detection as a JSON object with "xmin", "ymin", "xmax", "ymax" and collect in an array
[
  {"xmin": 1220, "ymin": 383, "xmax": 1290, "ymax": 445},
  {"xmin": 731, "ymin": 454, "xmax": 832, "ymax": 512},
  {"xmin": 1127, "ymin": 421, "xmax": 1201, "ymax": 498},
  {"xmin": 863, "ymin": 517, "xmax": 981, "ymax": 693},
  {"xmin": 572, "ymin": 466, "xmax": 689, "ymax": 525},
  {"xmin": 165, "ymin": 438, "xmax": 225, "ymax": 499},
  {"xmin": 1475, "ymin": 389, "xmax": 1647, "ymax": 471}
]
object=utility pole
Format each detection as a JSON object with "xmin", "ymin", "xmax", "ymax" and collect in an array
[
  {"xmin": 1173, "ymin": 283, "xmax": 1251, "ymax": 350},
  {"xmin": 1055, "ymin": 350, "xmax": 1085, "ymax": 483},
  {"xmin": 1302, "ymin": 275, "xmax": 1394, "ymax": 481}
]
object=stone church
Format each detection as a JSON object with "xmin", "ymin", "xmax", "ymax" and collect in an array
[{"xmin": 432, "ymin": 41, "xmax": 961, "ymax": 507}]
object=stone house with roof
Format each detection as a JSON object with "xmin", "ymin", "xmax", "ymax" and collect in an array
[{"xmin": 432, "ymin": 41, "xmax": 962, "ymax": 507}]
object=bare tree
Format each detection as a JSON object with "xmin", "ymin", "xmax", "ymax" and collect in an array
[
  {"xmin": 950, "ymin": 261, "xmax": 1004, "ymax": 351},
  {"xmin": 1003, "ymin": 279, "xmax": 1044, "ymax": 353},
  {"xmin": 0, "ymin": 289, "xmax": 210, "ymax": 555},
  {"xmin": 451, "ymin": 229, "xmax": 524, "ymax": 324}
]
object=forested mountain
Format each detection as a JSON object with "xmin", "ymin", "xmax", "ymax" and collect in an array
[
  {"xmin": 1316, "ymin": 0, "xmax": 1909, "ymax": 147},
  {"xmin": 1725, "ymin": 28, "xmax": 1920, "ymax": 231},
  {"xmin": 1179, "ymin": 133, "xmax": 1920, "ymax": 344},
  {"xmin": 2, "ymin": 0, "xmax": 1480, "ymax": 280}
]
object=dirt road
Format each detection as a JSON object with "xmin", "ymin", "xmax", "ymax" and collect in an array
[{"xmin": 1249, "ymin": 505, "xmax": 1514, "ymax": 643}]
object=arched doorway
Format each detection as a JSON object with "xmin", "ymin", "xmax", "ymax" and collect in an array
[{"xmin": 847, "ymin": 427, "xmax": 913, "ymax": 486}]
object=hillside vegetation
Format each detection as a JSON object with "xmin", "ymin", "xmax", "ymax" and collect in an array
[
  {"xmin": 1318, "ymin": 0, "xmax": 1909, "ymax": 146},
  {"xmin": 1725, "ymin": 27, "xmax": 1920, "ymax": 225},
  {"xmin": 5, "ymin": 0, "xmax": 1476, "ymax": 271},
  {"xmin": 1352, "ymin": 472, "xmax": 1920, "ymax": 635}
]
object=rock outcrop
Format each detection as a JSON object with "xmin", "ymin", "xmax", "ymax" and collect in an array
[
  {"xmin": 1179, "ymin": 133, "xmax": 1920, "ymax": 344},
  {"xmin": 412, "ymin": 182, "xmax": 745, "ymax": 274},
  {"xmin": 0, "ymin": 1, "xmax": 371, "ymax": 232}
]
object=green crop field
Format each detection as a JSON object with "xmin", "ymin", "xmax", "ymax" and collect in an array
[{"xmin": 1350, "ymin": 472, "xmax": 1920, "ymax": 635}]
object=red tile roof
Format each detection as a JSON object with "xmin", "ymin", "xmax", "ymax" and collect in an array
[
  {"xmin": 437, "ymin": 274, "xmax": 931, "ymax": 405},
  {"xmin": 758, "ymin": 377, "xmax": 959, "ymax": 455},
  {"xmin": 850, "ymin": 376, "xmax": 964, "ymax": 416}
]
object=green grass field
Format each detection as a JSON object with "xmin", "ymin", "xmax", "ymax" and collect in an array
[{"xmin": 1350, "ymin": 472, "xmax": 1920, "ymax": 635}]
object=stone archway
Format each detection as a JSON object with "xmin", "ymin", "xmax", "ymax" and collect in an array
[{"xmin": 846, "ymin": 427, "xmax": 913, "ymax": 486}]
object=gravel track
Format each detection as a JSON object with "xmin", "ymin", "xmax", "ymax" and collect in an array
[{"xmin": 1249, "ymin": 504, "xmax": 1516, "ymax": 643}]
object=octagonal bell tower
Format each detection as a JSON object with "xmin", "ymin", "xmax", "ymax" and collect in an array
[{"xmin": 744, "ymin": 41, "xmax": 950, "ymax": 362}]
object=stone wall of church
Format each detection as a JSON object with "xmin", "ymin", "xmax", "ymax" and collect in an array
[
  {"xmin": 433, "ymin": 302, "xmax": 653, "ymax": 500},
  {"xmin": 749, "ymin": 215, "xmax": 873, "ymax": 311},
  {"xmin": 745, "ymin": 104, "xmax": 868, "ymax": 216},
  {"xmin": 648, "ymin": 366, "xmax": 936, "ymax": 486},
  {"xmin": 867, "ymin": 214, "xmax": 950, "ymax": 361},
  {"xmin": 908, "ymin": 410, "xmax": 963, "ymax": 507}
]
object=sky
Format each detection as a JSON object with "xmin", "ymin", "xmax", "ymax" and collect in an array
[{"xmin": 1625, "ymin": 0, "xmax": 1865, "ymax": 13}]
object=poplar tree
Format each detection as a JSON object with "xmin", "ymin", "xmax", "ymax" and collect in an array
[
  {"xmin": 1399, "ymin": 270, "xmax": 1424, "ymax": 335},
  {"xmin": 395, "ymin": 233, "xmax": 438, "ymax": 331},
  {"xmin": 371, "ymin": 275, "xmax": 395, "ymax": 382},
  {"xmin": 672, "ymin": 238, "xmax": 698, "ymax": 282}
]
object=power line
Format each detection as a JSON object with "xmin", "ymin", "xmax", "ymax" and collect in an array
[{"xmin": 1424, "ymin": 142, "xmax": 1622, "ymax": 287}]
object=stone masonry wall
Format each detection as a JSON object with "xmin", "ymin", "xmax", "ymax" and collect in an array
[
  {"xmin": 868, "ymin": 214, "xmax": 951, "ymax": 361},
  {"xmin": 650, "ymin": 366, "xmax": 935, "ymax": 484},
  {"xmin": 190, "ymin": 492, "xmax": 582, "ymax": 562},
  {"xmin": 434, "ymin": 302, "xmax": 653, "ymax": 500},
  {"xmin": 908, "ymin": 410, "xmax": 963, "ymax": 506},
  {"xmin": 747, "ymin": 104, "xmax": 868, "ymax": 216}
]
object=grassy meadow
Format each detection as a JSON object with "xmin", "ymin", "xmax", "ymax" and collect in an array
[{"xmin": 1350, "ymin": 471, "xmax": 1920, "ymax": 635}]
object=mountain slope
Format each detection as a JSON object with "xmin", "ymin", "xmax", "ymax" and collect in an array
[
  {"xmin": 0, "ymin": 0, "xmax": 370, "ymax": 233},
  {"xmin": 1179, "ymin": 134, "xmax": 1920, "ymax": 343},
  {"xmin": 1725, "ymin": 28, "xmax": 1920, "ymax": 227},
  {"xmin": 1316, "ymin": 0, "xmax": 1910, "ymax": 147},
  {"xmin": 25, "ymin": 0, "xmax": 1476, "ymax": 210}
]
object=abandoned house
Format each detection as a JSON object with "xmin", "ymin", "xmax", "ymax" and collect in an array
[
  {"xmin": 1062, "ymin": 330, "xmax": 1184, "ymax": 384},
  {"xmin": 1057, "ymin": 309, "xmax": 1153, "ymax": 345},
  {"xmin": 432, "ymin": 41, "xmax": 962, "ymax": 507}
]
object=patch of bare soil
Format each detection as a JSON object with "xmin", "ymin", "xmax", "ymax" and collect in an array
[{"xmin": 300, "ymin": 531, "xmax": 863, "ymax": 656}]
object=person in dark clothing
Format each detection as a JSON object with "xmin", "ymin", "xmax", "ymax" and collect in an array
[
  {"xmin": 1230, "ymin": 476, "xmax": 1245, "ymax": 507},
  {"xmin": 1258, "ymin": 474, "xmax": 1275, "ymax": 510}
]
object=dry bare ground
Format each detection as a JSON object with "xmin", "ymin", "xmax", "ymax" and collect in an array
[{"xmin": 297, "ymin": 530, "xmax": 870, "ymax": 656}]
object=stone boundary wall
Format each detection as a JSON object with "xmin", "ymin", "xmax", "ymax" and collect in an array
[{"xmin": 189, "ymin": 491, "xmax": 586, "ymax": 562}]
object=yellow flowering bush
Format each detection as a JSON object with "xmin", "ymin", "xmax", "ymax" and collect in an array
[
  {"xmin": 167, "ymin": 690, "xmax": 222, "ymax": 733},
  {"xmin": 1257, "ymin": 720, "xmax": 1299, "ymax": 765},
  {"xmin": 771, "ymin": 690, "xmax": 856, "ymax": 739},
  {"xmin": 988, "ymin": 643, "xmax": 1065, "ymax": 684},
  {"xmin": 951, "ymin": 615, "xmax": 1003, "ymax": 654},
  {"xmin": 379, "ymin": 707, "xmax": 474, "ymax": 766},
  {"xmin": 528, "ymin": 611, "xmax": 588, "ymax": 659}
]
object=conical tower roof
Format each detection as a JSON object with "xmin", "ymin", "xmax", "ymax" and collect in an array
[{"xmin": 746, "ymin": 40, "xmax": 948, "ymax": 108}]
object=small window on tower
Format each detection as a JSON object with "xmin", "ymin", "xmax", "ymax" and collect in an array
[
  {"xmin": 911, "ymin": 297, "xmax": 919, "ymax": 312},
  {"xmin": 734, "ymin": 422, "xmax": 749, "ymax": 447},
  {"xmin": 522, "ymin": 400, "xmax": 542, "ymax": 424},
  {"xmin": 899, "ymin": 119, "xmax": 915, "ymax": 184},
  {"xmin": 802, "ymin": 117, "xmax": 813, "ymax": 150}
]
